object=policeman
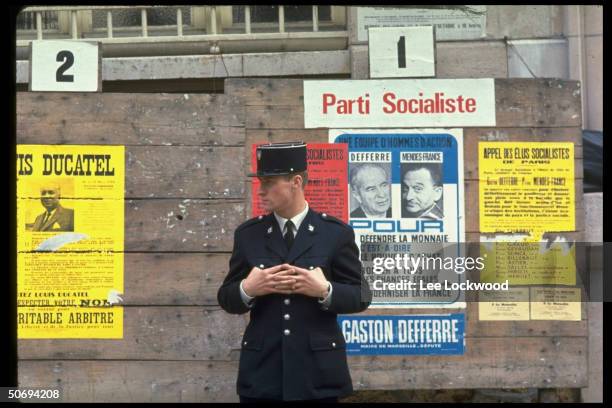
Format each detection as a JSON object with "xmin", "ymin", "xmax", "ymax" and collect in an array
[{"xmin": 217, "ymin": 141, "xmax": 372, "ymax": 402}]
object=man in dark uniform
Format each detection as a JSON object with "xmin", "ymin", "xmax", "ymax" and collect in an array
[{"xmin": 217, "ymin": 141, "xmax": 372, "ymax": 402}]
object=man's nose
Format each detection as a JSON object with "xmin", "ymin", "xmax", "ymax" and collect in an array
[
  {"xmin": 375, "ymin": 187, "xmax": 387, "ymax": 198},
  {"xmin": 405, "ymin": 188, "xmax": 416, "ymax": 200}
]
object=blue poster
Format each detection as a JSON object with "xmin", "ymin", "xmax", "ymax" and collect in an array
[
  {"xmin": 329, "ymin": 129, "xmax": 466, "ymax": 308},
  {"xmin": 338, "ymin": 314, "xmax": 465, "ymax": 355}
]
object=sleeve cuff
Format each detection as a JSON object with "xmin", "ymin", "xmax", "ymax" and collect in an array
[
  {"xmin": 318, "ymin": 281, "xmax": 333, "ymax": 309},
  {"xmin": 239, "ymin": 280, "xmax": 255, "ymax": 308}
]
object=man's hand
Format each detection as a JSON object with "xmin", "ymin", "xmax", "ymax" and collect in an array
[
  {"xmin": 242, "ymin": 264, "xmax": 297, "ymax": 297},
  {"xmin": 288, "ymin": 266, "xmax": 330, "ymax": 298}
]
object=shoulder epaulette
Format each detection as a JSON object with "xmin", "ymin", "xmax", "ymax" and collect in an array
[
  {"xmin": 319, "ymin": 212, "xmax": 348, "ymax": 227},
  {"xmin": 236, "ymin": 214, "xmax": 268, "ymax": 232}
]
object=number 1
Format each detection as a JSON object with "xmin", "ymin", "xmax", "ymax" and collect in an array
[{"xmin": 397, "ymin": 36, "xmax": 406, "ymax": 68}]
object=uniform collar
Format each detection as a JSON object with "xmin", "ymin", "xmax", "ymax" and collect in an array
[{"xmin": 274, "ymin": 201, "xmax": 309, "ymax": 234}]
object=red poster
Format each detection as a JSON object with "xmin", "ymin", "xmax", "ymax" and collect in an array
[{"xmin": 251, "ymin": 143, "xmax": 348, "ymax": 223}]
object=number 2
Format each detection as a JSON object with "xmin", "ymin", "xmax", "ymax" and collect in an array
[{"xmin": 56, "ymin": 50, "xmax": 74, "ymax": 82}]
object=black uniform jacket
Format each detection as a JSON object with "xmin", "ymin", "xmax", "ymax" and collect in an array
[{"xmin": 217, "ymin": 208, "xmax": 372, "ymax": 401}]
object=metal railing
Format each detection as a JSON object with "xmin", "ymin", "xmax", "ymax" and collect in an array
[{"xmin": 16, "ymin": 6, "xmax": 347, "ymax": 49}]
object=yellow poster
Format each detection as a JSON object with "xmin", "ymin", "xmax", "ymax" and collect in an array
[
  {"xmin": 480, "ymin": 236, "xmax": 576, "ymax": 285},
  {"xmin": 529, "ymin": 287, "xmax": 582, "ymax": 321},
  {"xmin": 478, "ymin": 287, "xmax": 530, "ymax": 321},
  {"xmin": 17, "ymin": 145, "xmax": 124, "ymax": 338},
  {"xmin": 478, "ymin": 142, "xmax": 575, "ymax": 239},
  {"xmin": 477, "ymin": 142, "xmax": 579, "ymax": 321}
]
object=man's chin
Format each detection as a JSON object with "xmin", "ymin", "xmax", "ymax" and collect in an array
[{"xmin": 405, "ymin": 207, "xmax": 424, "ymax": 216}]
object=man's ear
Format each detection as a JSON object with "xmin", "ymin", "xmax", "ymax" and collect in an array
[
  {"xmin": 432, "ymin": 185, "xmax": 443, "ymax": 201},
  {"xmin": 293, "ymin": 175, "xmax": 303, "ymax": 190},
  {"xmin": 351, "ymin": 188, "xmax": 362, "ymax": 204}
]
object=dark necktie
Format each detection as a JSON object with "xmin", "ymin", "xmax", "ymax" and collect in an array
[{"xmin": 284, "ymin": 220, "xmax": 295, "ymax": 250}]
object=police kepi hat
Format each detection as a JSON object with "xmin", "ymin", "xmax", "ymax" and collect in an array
[{"xmin": 248, "ymin": 141, "xmax": 308, "ymax": 177}]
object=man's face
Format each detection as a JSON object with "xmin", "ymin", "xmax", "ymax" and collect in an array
[
  {"xmin": 40, "ymin": 187, "xmax": 60, "ymax": 211},
  {"xmin": 352, "ymin": 167, "xmax": 390, "ymax": 215},
  {"xmin": 257, "ymin": 176, "xmax": 296, "ymax": 213},
  {"xmin": 402, "ymin": 168, "xmax": 442, "ymax": 215}
]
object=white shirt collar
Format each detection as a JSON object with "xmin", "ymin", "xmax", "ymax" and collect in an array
[{"xmin": 274, "ymin": 201, "xmax": 309, "ymax": 236}]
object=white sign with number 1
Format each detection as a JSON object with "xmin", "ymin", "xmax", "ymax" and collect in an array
[
  {"xmin": 369, "ymin": 26, "xmax": 435, "ymax": 78},
  {"xmin": 29, "ymin": 40, "xmax": 101, "ymax": 92}
]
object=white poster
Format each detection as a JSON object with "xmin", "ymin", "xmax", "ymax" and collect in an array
[
  {"xmin": 330, "ymin": 129, "xmax": 466, "ymax": 309},
  {"xmin": 357, "ymin": 6, "xmax": 487, "ymax": 42},
  {"xmin": 304, "ymin": 79, "xmax": 496, "ymax": 128}
]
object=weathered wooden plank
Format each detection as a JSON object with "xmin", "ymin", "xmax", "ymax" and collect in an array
[
  {"xmin": 245, "ymin": 129, "xmax": 329, "ymax": 145},
  {"xmin": 246, "ymin": 105, "xmax": 304, "ymax": 129},
  {"xmin": 464, "ymin": 127, "xmax": 583, "ymax": 144},
  {"xmin": 226, "ymin": 78, "xmax": 304, "ymax": 107},
  {"xmin": 465, "ymin": 179, "xmax": 584, "ymax": 233},
  {"xmin": 124, "ymin": 253, "xmax": 229, "ymax": 305},
  {"xmin": 18, "ymin": 360, "xmax": 240, "ymax": 402},
  {"xmin": 126, "ymin": 146, "xmax": 245, "ymax": 198},
  {"xmin": 349, "ymin": 337, "xmax": 588, "ymax": 389},
  {"xmin": 16, "ymin": 92, "xmax": 245, "ymax": 145},
  {"xmin": 18, "ymin": 337, "xmax": 587, "ymax": 401},
  {"xmin": 495, "ymin": 79, "xmax": 582, "ymax": 128},
  {"xmin": 463, "ymin": 127, "xmax": 584, "ymax": 180},
  {"xmin": 18, "ymin": 307, "xmax": 247, "ymax": 361},
  {"xmin": 125, "ymin": 200, "xmax": 245, "ymax": 252}
]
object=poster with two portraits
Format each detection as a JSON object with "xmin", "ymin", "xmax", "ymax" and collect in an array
[{"xmin": 329, "ymin": 129, "xmax": 465, "ymax": 309}]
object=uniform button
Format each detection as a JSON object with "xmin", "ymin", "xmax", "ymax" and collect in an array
[
  {"xmin": 244, "ymin": 341, "xmax": 248, "ymax": 346},
  {"xmin": 259, "ymin": 264, "xmax": 264, "ymax": 269},
  {"xmin": 322, "ymin": 213, "xmax": 327, "ymax": 217},
  {"xmin": 332, "ymin": 342, "xmax": 336, "ymax": 348},
  {"xmin": 309, "ymin": 266, "xmax": 314, "ymax": 270},
  {"xmin": 284, "ymin": 329, "xmax": 290, "ymax": 336},
  {"xmin": 284, "ymin": 314, "xmax": 290, "ymax": 320},
  {"xmin": 284, "ymin": 299, "xmax": 290, "ymax": 306}
]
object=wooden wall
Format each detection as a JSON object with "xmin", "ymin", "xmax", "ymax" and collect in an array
[{"xmin": 16, "ymin": 77, "xmax": 586, "ymax": 402}]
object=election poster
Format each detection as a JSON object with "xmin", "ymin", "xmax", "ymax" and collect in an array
[
  {"xmin": 356, "ymin": 6, "xmax": 487, "ymax": 42},
  {"xmin": 338, "ymin": 314, "xmax": 465, "ymax": 355},
  {"xmin": 251, "ymin": 143, "xmax": 348, "ymax": 221},
  {"xmin": 478, "ymin": 287, "xmax": 530, "ymax": 321},
  {"xmin": 478, "ymin": 142, "xmax": 575, "ymax": 238},
  {"xmin": 477, "ymin": 142, "xmax": 579, "ymax": 321},
  {"xmin": 330, "ymin": 129, "xmax": 466, "ymax": 308},
  {"xmin": 530, "ymin": 287, "xmax": 581, "ymax": 321},
  {"xmin": 17, "ymin": 145, "xmax": 124, "ymax": 338}
]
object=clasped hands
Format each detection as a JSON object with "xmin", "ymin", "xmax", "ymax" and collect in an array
[{"xmin": 242, "ymin": 264, "xmax": 329, "ymax": 299}]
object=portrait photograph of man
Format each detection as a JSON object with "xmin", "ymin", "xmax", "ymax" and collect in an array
[
  {"xmin": 401, "ymin": 162, "xmax": 444, "ymax": 220},
  {"xmin": 30, "ymin": 182, "xmax": 74, "ymax": 232},
  {"xmin": 349, "ymin": 163, "xmax": 392, "ymax": 219}
]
